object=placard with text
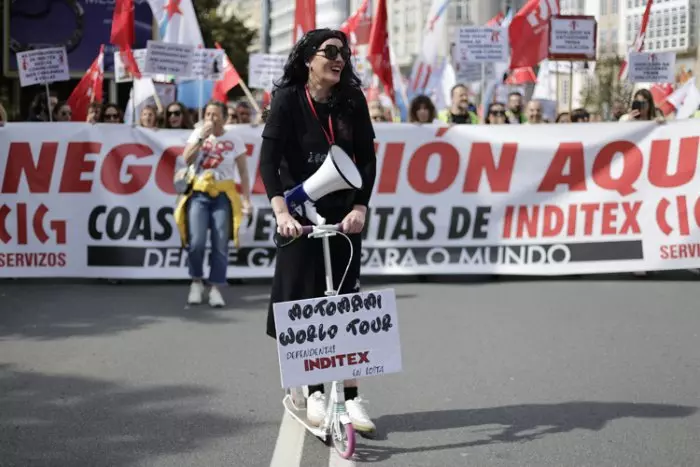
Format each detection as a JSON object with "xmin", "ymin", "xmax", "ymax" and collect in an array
[
  {"xmin": 16, "ymin": 47, "xmax": 70, "ymax": 87},
  {"xmin": 628, "ymin": 51, "xmax": 676, "ymax": 83},
  {"xmin": 455, "ymin": 26, "xmax": 509, "ymax": 64},
  {"xmin": 548, "ymin": 15, "xmax": 597, "ymax": 61},
  {"xmin": 144, "ymin": 40, "xmax": 194, "ymax": 77},
  {"xmin": 273, "ymin": 289, "xmax": 402, "ymax": 388}
]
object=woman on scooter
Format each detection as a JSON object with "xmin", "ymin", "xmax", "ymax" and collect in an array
[{"xmin": 259, "ymin": 28, "xmax": 377, "ymax": 434}]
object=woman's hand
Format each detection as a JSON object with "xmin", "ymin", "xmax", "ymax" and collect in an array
[
  {"xmin": 275, "ymin": 212, "xmax": 302, "ymax": 237},
  {"xmin": 624, "ymin": 109, "xmax": 640, "ymax": 120},
  {"xmin": 655, "ymin": 116, "xmax": 666, "ymax": 124},
  {"xmin": 341, "ymin": 206, "xmax": 367, "ymax": 234},
  {"xmin": 241, "ymin": 197, "xmax": 253, "ymax": 217}
]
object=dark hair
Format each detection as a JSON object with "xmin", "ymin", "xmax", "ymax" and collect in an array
[
  {"xmin": 273, "ymin": 28, "xmax": 362, "ymax": 115},
  {"xmin": 260, "ymin": 106, "xmax": 270, "ymax": 123},
  {"xmin": 204, "ymin": 99, "xmax": 227, "ymax": 118},
  {"xmin": 508, "ymin": 91, "xmax": 523, "ymax": 98},
  {"xmin": 632, "ymin": 88, "xmax": 655, "ymax": 121},
  {"xmin": 409, "ymin": 95, "xmax": 436, "ymax": 123},
  {"xmin": 555, "ymin": 112, "xmax": 570, "ymax": 123},
  {"xmin": 100, "ymin": 103, "xmax": 123, "ymax": 122},
  {"xmin": 52, "ymin": 101, "xmax": 71, "ymax": 120},
  {"xmin": 485, "ymin": 102, "xmax": 508, "ymax": 124},
  {"xmin": 570, "ymin": 108, "xmax": 590, "ymax": 123},
  {"xmin": 235, "ymin": 101, "xmax": 250, "ymax": 110},
  {"xmin": 164, "ymin": 101, "xmax": 193, "ymax": 129},
  {"xmin": 450, "ymin": 84, "xmax": 467, "ymax": 97}
]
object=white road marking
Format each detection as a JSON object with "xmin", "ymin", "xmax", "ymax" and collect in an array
[
  {"xmin": 269, "ymin": 411, "xmax": 307, "ymax": 467},
  {"xmin": 328, "ymin": 447, "xmax": 357, "ymax": 467}
]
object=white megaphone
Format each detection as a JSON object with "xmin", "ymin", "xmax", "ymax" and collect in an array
[{"xmin": 284, "ymin": 145, "xmax": 363, "ymax": 223}]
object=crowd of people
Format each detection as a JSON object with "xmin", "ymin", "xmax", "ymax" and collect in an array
[{"xmin": 0, "ymin": 77, "xmax": 676, "ymax": 128}]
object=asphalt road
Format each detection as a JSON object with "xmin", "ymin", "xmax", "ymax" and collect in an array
[{"xmin": 1, "ymin": 274, "xmax": 699, "ymax": 467}]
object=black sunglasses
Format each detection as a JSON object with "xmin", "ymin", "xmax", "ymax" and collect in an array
[
  {"xmin": 168, "ymin": 110, "xmax": 182, "ymax": 116},
  {"xmin": 490, "ymin": 110, "xmax": 506, "ymax": 116},
  {"xmin": 317, "ymin": 44, "xmax": 350, "ymax": 62}
]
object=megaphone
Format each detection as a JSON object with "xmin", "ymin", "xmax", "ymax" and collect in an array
[{"xmin": 284, "ymin": 145, "xmax": 363, "ymax": 220}]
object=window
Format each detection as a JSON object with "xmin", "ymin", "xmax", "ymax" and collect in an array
[
  {"xmin": 600, "ymin": 0, "xmax": 607, "ymax": 15},
  {"xmin": 656, "ymin": 40, "xmax": 661, "ymax": 48},
  {"xmin": 664, "ymin": 27, "xmax": 669, "ymax": 36},
  {"xmin": 680, "ymin": 37, "xmax": 686, "ymax": 46},
  {"xmin": 672, "ymin": 38, "xmax": 677, "ymax": 47},
  {"xmin": 673, "ymin": 26, "xmax": 677, "ymax": 34},
  {"xmin": 628, "ymin": 0, "xmax": 632, "ymax": 7},
  {"xmin": 664, "ymin": 39, "xmax": 669, "ymax": 48},
  {"xmin": 612, "ymin": 0, "xmax": 618, "ymax": 13}
]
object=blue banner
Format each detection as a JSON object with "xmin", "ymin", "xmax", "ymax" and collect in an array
[{"xmin": 3, "ymin": 0, "xmax": 154, "ymax": 76}]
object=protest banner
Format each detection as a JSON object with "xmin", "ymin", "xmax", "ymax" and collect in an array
[
  {"xmin": 1, "ymin": 121, "xmax": 700, "ymax": 278},
  {"xmin": 273, "ymin": 289, "xmax": 402, "ymax": 388}
]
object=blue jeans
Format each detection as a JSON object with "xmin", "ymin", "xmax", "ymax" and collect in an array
[{"xmin": 187, "ymin": 192, "xmax": 231, "ymax": 285}]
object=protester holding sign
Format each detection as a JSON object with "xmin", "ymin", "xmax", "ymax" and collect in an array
[
  {"xmin": 174, "ymin": 101, "xmax": 252, "ymax": 308},
  {"xmin": 259, "ymin": 29, "xmax": 378, "ymax": 434}
]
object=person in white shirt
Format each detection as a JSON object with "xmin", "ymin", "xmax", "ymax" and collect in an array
[{"xmin": 174, "ymin": 101, "xmax": 252, "ymax": 307}]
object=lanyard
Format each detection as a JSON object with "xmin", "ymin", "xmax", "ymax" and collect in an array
[{"xmin": 304, "ymin": 85, "xmax": 335, "ymax": 146}]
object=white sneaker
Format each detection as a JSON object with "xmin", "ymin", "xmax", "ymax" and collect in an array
[
  {"xmin": 306, "ymin": 391, "xmax": 327, "ymax": 427},
  {"xmin": 208, "ymin": 287, "xmax": 225, "ymax": 308},
  {"xmin": 345, "ymin": 397, "xmax": 376, "ymax": 433},
  {"xmin": 187, "ymin": 281, "xmax": 204, "ymax": 304}
]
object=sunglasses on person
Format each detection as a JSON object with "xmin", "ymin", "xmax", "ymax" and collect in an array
[
  {"xmin": 167, "ymin": 109, "xmax": 182, "ymax": 117},
  {"xmin": 489, "ymin": 109, "xmax": 506, "ymax": 116},
  {"xmin": 317, "ymin": 44, "xmax": 350, "ymax": 62},
  {"xmin": 104, "ymin": 112, "xmax": 120, "ymax": 120}
]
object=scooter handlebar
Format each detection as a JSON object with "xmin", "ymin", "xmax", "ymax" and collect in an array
[{"xmin": 301, "ymin": 224, "xmax": 344, "ymax": 235}]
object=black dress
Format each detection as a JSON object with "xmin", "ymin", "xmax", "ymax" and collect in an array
[{"xmin": 259, "ymin": 85, "xmax": 377, "ymax": 339}]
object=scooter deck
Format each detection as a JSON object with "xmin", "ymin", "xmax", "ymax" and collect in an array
[{"xmin": 283, "ymin": 395, "xmax": 328, "ymax": 439}]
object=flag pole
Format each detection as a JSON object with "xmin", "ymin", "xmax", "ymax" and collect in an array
[
  {"xmin": 45, "ymin": 83, "xmax": 53, "ymax": 121},
  {"xmin": 238, "ymin": 80, "xmax": 262, "ymax": 114}
]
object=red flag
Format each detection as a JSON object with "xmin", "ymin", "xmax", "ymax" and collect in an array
[
  {"xmin": 67, "ymin": 46, "xmax": 105, "ymax": 122},
  {"xmin": 651, "ymin": 83, "xmax": 675, "ymax": 116},
  {"xmin": 366, "ymin": 0, "xmax": 394, "ymax": 104},
  {"xmin": 340, "ymin": 0, "xmax": 370, "ymax": 47},
  {"xmin": 508, "ymin": 0, "xmax": 560, "ymax": 69},
  {"xmin": 212, "ymin": 42, "xmax": 242, "ymax": 102},
  {"xmin": 293, "ymin": 0, "xmax": 316, "ymax": 43},
  {"xmin": 486, "ymin": 11, "xmax": 504, "ymax": 26},
  {"xmin": 110, "ymin": 0, "xmax": 134, "ymax": 46},
  {"xmin": 505, "ymin": 67, "xmax": 537, "ymax": 84},
  {"xmin": 619, "ymin": 0, "xmax": 652, "ymax": 80},
  {"xmin": 110, "ymin": 0, "xmax": 141, "ymax": 78}
]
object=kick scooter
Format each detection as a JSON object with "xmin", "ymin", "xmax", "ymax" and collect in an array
[{"xmin": 281, "ymin": 221, "xmax": 356, "ymax": 459}]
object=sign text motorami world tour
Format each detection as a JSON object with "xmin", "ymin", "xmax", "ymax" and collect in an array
[{"xmin": 2, "ymin": 120, "xmax": 700, "ymax": 277}]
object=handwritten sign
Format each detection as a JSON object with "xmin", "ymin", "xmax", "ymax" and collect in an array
[
  {"xmin": 549, "ymin": 15, "xmax": 597, "ymax": 60},
  {"xmin": 16, "ymin": 47, "xmax": 70, "ymax": 87},
  {"xmin": 248, "ymin": 53, "xmax": 286, "ymax": 90},
  {"xmin": 628, "ymin": 51, "xmax": 676, "ymax": 83},
  {"xmin": 273, "ymin": 289, "xmax": 402, "ymax": 388},
  {"xmin": 113, "ymin": 49, "xmax": 148, "ymax": 83},
  {"xmin": 455, "ymin": 26, "xmax": 509, "ymax": 63},
  {"xmin": 190, "ymin": 48, "xmax": 225, "ymax": 80},
  {"xmin": 144, "ymin": 40, "xmax": 194, "ymax": 77}
]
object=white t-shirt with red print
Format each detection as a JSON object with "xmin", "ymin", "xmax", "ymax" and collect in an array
[{"xmin": 187, "ymin": 126, "xmax": 247, "ymax": 181}]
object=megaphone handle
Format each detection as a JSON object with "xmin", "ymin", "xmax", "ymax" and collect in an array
[{"xmin": 321, "ymin": 234, "xmax": 335, "ymax": 296}]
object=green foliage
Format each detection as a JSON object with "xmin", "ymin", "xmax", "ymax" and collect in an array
[
  {"xmin": 580, "ymin": 55, "xmax": 634, "ymax": 117},
  {"xmin": 193, "ymin": 0, "xmax": 257, "ymax": 99}
]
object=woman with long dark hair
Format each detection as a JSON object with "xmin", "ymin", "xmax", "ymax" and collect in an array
[
  {"xmin": 259, "ymin": 28, "xmax": 377, "ymax": 434},
  {"xmin": 620, "ymin": 89, "xmax": 663, "ymax": 122}
]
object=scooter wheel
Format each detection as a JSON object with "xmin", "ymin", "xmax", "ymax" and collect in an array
[{"xmin": 332, "ymin": 421, "xmax": 355, "ymax": 459}]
